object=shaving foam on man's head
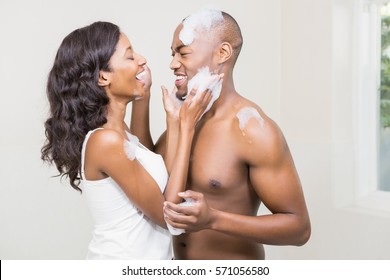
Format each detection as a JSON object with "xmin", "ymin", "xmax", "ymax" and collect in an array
[{"xmin": 179, "ymin": 9, "xmax": 224, "ymax": 45}]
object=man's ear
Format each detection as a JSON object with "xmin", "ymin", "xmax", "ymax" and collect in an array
[
  {"xmin": 217, "ymin": 42, "xmax": 233, "ymax": 64},
  {"xmin": 98, "ymin": 71, "xmax": 110, "ymax": 87}
]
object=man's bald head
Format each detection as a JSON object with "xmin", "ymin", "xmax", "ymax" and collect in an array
[
  {"xmin": 216, "ymin": 12, "xmax": 243, "ymax": 66},
  {"xmin": 179, "ymin": 10, "xmax": 243, "ymax": 66}
]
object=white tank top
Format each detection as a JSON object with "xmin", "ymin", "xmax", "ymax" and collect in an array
[{"xmin": 80, "ymin": 128, "xmax": 171, "ymax": 259}]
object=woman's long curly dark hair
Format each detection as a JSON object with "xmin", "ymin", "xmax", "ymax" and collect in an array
[{"xmin": 41, "ymin": 22, "xmax": 120, "ymax": 192}]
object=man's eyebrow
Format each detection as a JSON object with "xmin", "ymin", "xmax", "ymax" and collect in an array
[{"xmin": 171, "ymin": 44, "xmax": 186, "ymax": 53}]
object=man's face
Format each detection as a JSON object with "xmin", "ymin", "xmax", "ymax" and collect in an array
[{"xmin": 170, "ymin": 23, "xmax": 218, "ymax": 100}]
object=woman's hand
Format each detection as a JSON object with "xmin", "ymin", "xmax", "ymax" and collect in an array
[
  {"xmin": 163, "ymin": 190, "xmax": 216, "ymax": 232},
  {"xmin": 161, "ymin": 86, "xmax": 181, "ymax": 120},
  {"xmin": 179, "ymin": 74, "xmax": 223, "ymax": 130},
  {"xmin": 179, "ymin": 87, "xmax": 211, "ymax": 131},
  {"xmin": 141, "ymin": 65, "xmax": 152, "ymax": 99}
]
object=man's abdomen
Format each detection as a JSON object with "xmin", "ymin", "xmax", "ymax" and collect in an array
[{"xmin": 173, "ymin": 230, "xmax": 264, "ymax": 260}]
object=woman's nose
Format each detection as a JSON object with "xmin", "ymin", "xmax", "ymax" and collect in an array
[{"xmin": 136, "ymin": 53, "xmax": 147, "ymax": 66}]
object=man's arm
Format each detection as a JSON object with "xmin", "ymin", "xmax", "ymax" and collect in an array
[
  {"xmin": 163, "ymin": 116, "xmax": 311, "ymax": 246},
  {"xmin": 212, "ymin": 121, "xmax": 310, "ymax": 245}
]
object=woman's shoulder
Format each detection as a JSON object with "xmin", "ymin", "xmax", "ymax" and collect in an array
[{"xmin": 87, "ymin": 128, "xmax": 125, "ymax": 151}]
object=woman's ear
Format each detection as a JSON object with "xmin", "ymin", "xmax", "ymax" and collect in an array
[
  {"xmin": 217, "ymin": 42, "xmax": 233, "ymax": 64},
  {"xmin": 98, "ymin": 71, "xmax": 110, "ymax": 87}
]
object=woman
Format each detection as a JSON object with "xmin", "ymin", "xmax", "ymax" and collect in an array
[{"xmin": 41, "ymin": 21, "xmax": 217, "ymax": 259}]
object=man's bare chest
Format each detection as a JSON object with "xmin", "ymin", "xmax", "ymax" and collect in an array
[{"xmin": 188, "ymin": 125, "xmax": 247, "ymax": 191}]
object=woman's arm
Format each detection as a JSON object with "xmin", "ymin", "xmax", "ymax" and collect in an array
[
  {"xmin": 161, "ymin": 86, "xmax": 180, "ymax": 173},
  {"xmin": 86, "ymin": 129, "xmax": 167, "ymax": 228},
  {"xmin": 162, "ymin": 75, "xmax": 222, "ymax": 203},
  {"xmin": 163, "ymin": 88, "xmax": 212, "ymax": 203},
  {"xmin": 130, "ymin": 65, "xmax": 154, "ymax": 150}
]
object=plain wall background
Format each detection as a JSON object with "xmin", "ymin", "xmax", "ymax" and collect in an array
[{"xmin": 1, "ymin": 0, "xmax": 389, "ymax": 259}]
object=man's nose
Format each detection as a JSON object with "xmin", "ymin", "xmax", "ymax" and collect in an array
[{"xmin": 170, "ymin": 54, "xmax": 180, "ymax": 70}]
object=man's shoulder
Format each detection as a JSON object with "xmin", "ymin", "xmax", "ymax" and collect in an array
[
  {"xmin": 229, "ymin": 95, "xmax": 268, "ymax": 120},
  {"xmin": 229, "ymin": 97, "xmax": 287, "ymax": 164},
  {"xmin": 229, "ymin": 96, "xmax": 274, "ymax": 135}
]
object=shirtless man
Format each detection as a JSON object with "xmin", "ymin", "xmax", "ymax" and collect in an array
[{"xmin": 157, "ymin": 10, "xmax": 311, "ymax": 260}]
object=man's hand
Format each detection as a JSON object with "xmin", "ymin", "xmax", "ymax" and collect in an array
[{"xmin": 163, "ymin": 190, "xmax": 216, "ymax": 232}]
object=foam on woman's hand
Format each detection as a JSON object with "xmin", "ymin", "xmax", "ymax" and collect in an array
[{"xmin": 166, "ymin": 198, "xmax": 195, "ymax": 236}]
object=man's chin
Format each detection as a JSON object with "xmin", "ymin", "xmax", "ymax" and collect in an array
[{"xmin": 175, "ymin": 90, "xmax": 188, "ymax": 101}]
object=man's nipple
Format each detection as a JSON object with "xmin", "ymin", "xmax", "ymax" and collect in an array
[{"xmin": 209, "ymin": 179, "xmax": 221, "ymax": 189}]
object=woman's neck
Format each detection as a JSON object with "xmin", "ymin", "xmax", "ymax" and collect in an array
[{"xmin": 103, "ymin": 99, "xmax": 129, "ymax": 134}]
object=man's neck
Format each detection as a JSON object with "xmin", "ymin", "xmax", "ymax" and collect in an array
[{"xmin": 203, "ymin": 79, "xmax": 238, "ymax": 119}]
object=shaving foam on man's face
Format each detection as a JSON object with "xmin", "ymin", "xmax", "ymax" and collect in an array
[{"xmin": 186, "ymin": 67, "xmax": 222, "ymax": 114}]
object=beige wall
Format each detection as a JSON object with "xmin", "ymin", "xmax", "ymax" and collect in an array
[
  {"xmin": 271, "ymin": 0, "xmax": 390, "ymax": 259},
  {"xmin": 1, "ymin": 0, "xmax": 389, "ymax": 259}
]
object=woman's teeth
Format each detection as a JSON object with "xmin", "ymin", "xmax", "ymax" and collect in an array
[{"xmin": 136, "ymin": 71, "xmax": 146, "ymax": 81}]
